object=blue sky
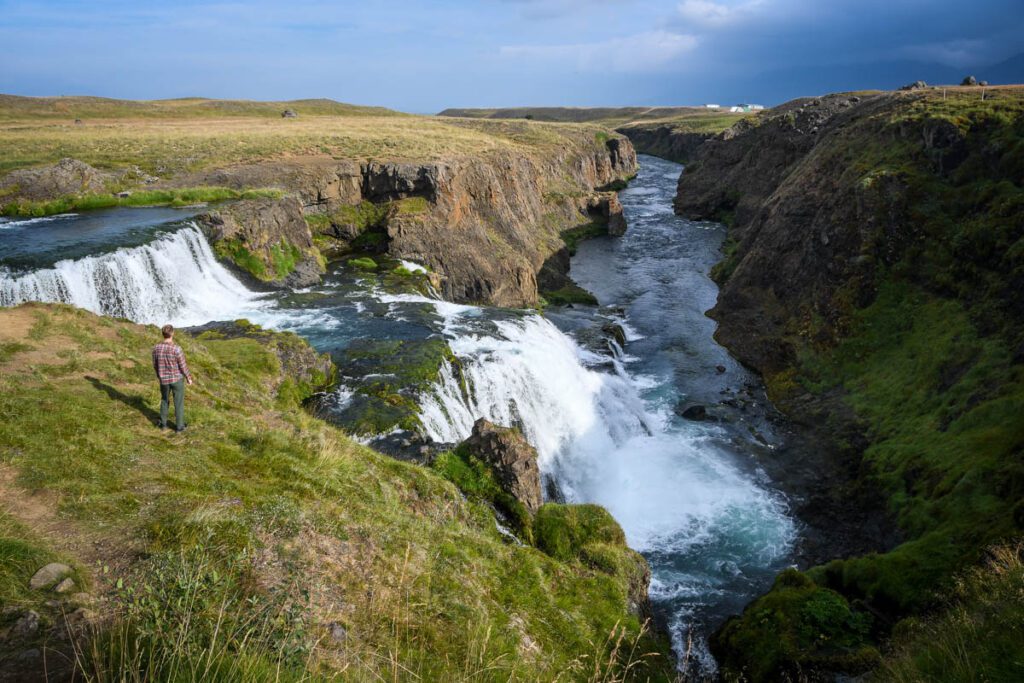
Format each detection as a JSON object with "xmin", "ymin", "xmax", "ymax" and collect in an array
[{"xmin": 1, "ymin": 0, "xmax": 1022, "ymax": 111}]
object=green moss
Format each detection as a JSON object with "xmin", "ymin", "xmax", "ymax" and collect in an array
[
  {"xmin": 346, "ymin": 256, "xmax": 378, "ymax": 271},
  {"xmin": 394, "ymin": 196, "xmax": 430, "ymax": 215},
  {"xmin": 433, "ymin": 445, "xmax": 534, "ymax": 542},
  {"xmin": 560, "ymin": 220, "xmax": 608, "ymax": 255},
  {"xmin": 329, "ymin": 338, "xmax": 455, "ymax": 436},
  {"xmin": 713, "ymin": 570, "xmax": 877, "ymax": 682},
  {"xmin": 534, "ymin": 503, "xmax": 626, "ymax": 562},
  {"xmin": 541, "ymin": 283, "xmax": 599, "ymax": 306},
  {"xmin": 268, "ymin": 241, "xmax": 302, "ymax": 279},
  {"xmin": 213, "ymin": 238, "xmax": 268, "ymax": 280},
  {"xmin": 1, "ymin": 186, "xmax": 283, "ymax": 218}
]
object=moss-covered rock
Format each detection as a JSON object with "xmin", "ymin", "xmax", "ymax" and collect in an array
[
  {"xmin": 534, "ymin": 503, "xmax": 626, "ymax": 561},
  {"xmin": 678, "ymin": 88, "xmax": 1024, "ymax": 678},
  {"xmin": 711, "ymin": 569, "xmax": 878, "ymax": 682},
  {"xmin": 199, "ymin": 197, "xmax": 324, "ymax": 287},
  {"xmin": 312, "ymin": 338, "xmax": 458, "ymax": 437}
]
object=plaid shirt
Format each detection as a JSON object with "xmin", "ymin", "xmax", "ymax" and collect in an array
[{"xmin": 152, "ymin": 341, "xmax": 192, "ymax": 385}]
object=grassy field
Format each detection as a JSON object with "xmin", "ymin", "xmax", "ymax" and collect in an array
[
  {"xmin": 438, "ymin": 105, "xmax": 748, "ymax": 134},
  {"xmin": 0, "ymin": 95, "xmax": 621, "ymax": 178},
  {"xmin": 0, "ymin": 304, "xmax": 671, "ymax": 681}
]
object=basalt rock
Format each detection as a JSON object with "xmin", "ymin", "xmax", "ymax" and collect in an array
[
  {"xmin": 197, "ymin": 197, "xmax": 324, "ymax": 288},
  {"xmin": 187, "ymin": 136, "xmax": 637, "ymax": 307},
  {"xmin": 463, "ymin": 419, "xmax": 542, "ymax": 513}
]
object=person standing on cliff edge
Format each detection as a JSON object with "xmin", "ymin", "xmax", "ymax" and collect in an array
[{"xmin": 152, "ymin": 324, "xmax": 193, "ymax": 432}]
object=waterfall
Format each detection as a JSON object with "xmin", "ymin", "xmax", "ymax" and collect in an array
[
  {"xmin": 415, "ymin": 302, "xmax": 794, "ymax": 558},
  {"xmin": 0, "ymin": 224, "xmax": 261, "ymax": 326}
]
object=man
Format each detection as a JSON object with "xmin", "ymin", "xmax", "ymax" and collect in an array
[{"xmin": 152, "ymin": 324, "xmax": 194, "ymax": 432}]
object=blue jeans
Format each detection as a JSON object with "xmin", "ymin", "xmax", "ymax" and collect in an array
[{"xmin": 159, "ymin": 379, "xmax": 185, "ymax": 430}]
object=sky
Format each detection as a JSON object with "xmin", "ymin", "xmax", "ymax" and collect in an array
[{"xmin": 1, "ymin": 0, "xmax": 1023, "ymax": 112}]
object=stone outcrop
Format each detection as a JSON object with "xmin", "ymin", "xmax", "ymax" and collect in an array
[
  {"xmin": 196, "ymin": 197, "xmax": 324, "ymax": 288},
  {"xmin": 463, "ymin": 418, "xmax": 542, "ymax": 513},
  {"xmin": 186, "ymin": 319, "xmax": 333, "ymax": 399},
  {"xmin": 0, "ymin": 158, "xmax": 111, "ymax": 200}
]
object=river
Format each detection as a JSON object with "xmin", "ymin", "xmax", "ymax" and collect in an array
[{"xmin": 0, "ymin": 154, "xmax": 795, "ymax": 676}]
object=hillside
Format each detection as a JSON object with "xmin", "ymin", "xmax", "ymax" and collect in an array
[
  {"xmin": 437, "ymin": 106, "xmax": 747, "ymax": 163},
  {"xmin": 675, "ymin": 85, "xmax": 1024, "ymax": 680},
  {"xmin": 0, "ymin": 303, "xmax": 671, "ymax": 681}
]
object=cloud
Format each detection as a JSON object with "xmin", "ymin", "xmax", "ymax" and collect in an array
[
  {"xmin": 500, "ymin": 31, "xmax": 697, "ymax": 73},
  {"xmin": 676, "ymin": 0, "xmax": 763, "ymax": 27}
]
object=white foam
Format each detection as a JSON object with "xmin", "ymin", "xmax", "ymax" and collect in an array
[
  {"xmin": 0, "ymin": 223, "xmax": 263, "ymax": 326},
  {"xmin": 0, "ymin": 213, "xmax": 79, "ymax": 229},
  {"xmin": 418, "ymin": 311, "xmax": 795, "ymax": 554}
]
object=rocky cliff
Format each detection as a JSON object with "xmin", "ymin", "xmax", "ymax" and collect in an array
[
  {"xmin": 675, "ymin": 86, "xmax": 1024, "ymax": 680},
  {"xmin": 185, "ymin": 135, "xmax": 636, "ymax": 306},
  {"xmin": 615, "ymin": 122, "xmax": 714, "ymax": 164}
]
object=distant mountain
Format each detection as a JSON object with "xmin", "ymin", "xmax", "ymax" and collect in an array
[{"xmin": 984, "ymin": 52, "xmax": 1024, "ymax": 84}]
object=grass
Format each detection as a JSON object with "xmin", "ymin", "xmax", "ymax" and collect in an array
[
  {"xmin": 0, "ymin": 303, "xmax": 672, "ymax": 681},
  {"xmin": 706, "ymin": 86, "xmax": 1024, "ymax": 680},
  {"xmin": 876, "ymin": 543, "xmax": 1024, "ymax": 682},
  {"xmin": 1, "ymin": 186, "xmax": 283, "ymax": 218},
  {"xmin": 0, "ymin": 99, "xmax": 624, "ymax": 179}
]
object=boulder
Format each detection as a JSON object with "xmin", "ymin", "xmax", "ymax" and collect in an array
[
  {"xmin": 899, "ymin": 80, "xmax": 928, "ymax": 91},
  {"xmin": 29, "ymin": 563, "xmax": 72, "ymax": 591},
  {"xmin": 281, "ymin": 109, "xmax": 298, "ymax": 118},
  {"xmin": 464, "ymin": 419, "xmax": 542, "ymax": 513},
  {"xmin": 961, "ymin": 75, "xmax": 978, "ymax": 86},
  {"xmin": 676, "ymin": 403, "xmax": 708, "ymax": 421},
  {"xmin": 0, "ymin": 158, "xmax": 111, "ymax": 201}
]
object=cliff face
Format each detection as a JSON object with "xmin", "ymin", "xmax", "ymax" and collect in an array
[
  {"xmin": 616, "ymin": 122, "xmax": 714, "ymax": 164},
  {"xmin": 188, "ymin": 136, "xmax": 637, "ymax": 306},
  {"xmin": 676, "ymin": 93, "xmax": 897, "ymax": 373},
  {"xmin": 676, "ymin": 87, "xmax": 1024, "ymax": 680}
]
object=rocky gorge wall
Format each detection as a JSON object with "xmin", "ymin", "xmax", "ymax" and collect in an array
[
  {"xmin": 674, "ymin": 87, "xmax": 1024, "ymax": 680},
  {"xmin": 190, "ymin": 136, "xmax": 637, "ymax": 305},
  {"xmin": 615, "ymin": 122, "xmax": 714, "ymax": 164}
]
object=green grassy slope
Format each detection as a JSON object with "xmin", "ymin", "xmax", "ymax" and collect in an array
[
  {"xmin": 707, "ymin": 88, "xmax": 1024, "ymax": 680},
  {"xmin": 0, "ymin": 304, "xmax": 671, "ymax": 681}
]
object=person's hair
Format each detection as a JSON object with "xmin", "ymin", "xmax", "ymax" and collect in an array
[{"xmin": 161, "ymin": 324, "xmax": 174, "ymax": 339}]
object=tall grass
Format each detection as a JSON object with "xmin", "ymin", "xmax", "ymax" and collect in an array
[
  {"xmin": 876, "ymin": 543, "xmax": 1024, "ymax": 682},
  {"xmin": 1, "ymin": 187, "xmax": 283, "ymax": 218}
]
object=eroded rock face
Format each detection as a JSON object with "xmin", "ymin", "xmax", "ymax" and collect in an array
[
  {"xmin": 617, "ymin": 123, "xmax": 715, "ymax": 164},
  {"xmin": 674, "ymin": 93, "xmax": 906, "ymax": 374},
  {"xmin": 197, "ymin": 197, "xmax": 324, "ymax": 288},
  {"xmin": 0, "ymin": 158, "xmax": 111, "ymax": 201},
  {"xmin": 463, "ymin": 418, "xmax": 542, "ymax": 513}
]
